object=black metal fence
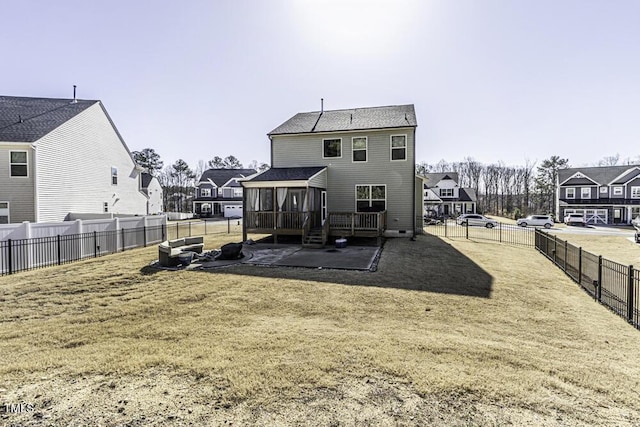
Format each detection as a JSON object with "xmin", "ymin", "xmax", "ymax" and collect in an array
[
  {"xmin": 535, "ymin": 229, "xmax": 639, "ymax": 329},
  {"xmin": 424, "ymin": 219, "xmax": 536, "ymax": 247},
  {"xmin": 0, "ymin": 225, "xmax": 166, "ymax": 276}
]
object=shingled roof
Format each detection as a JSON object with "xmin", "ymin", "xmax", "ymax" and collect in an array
[
  {"xmin": 269, "ymin": 104, "xmax": 417, "ymax": 136},
  {"xmin": 0, "ymin": 95, "xmax": 99, "ymax": 142},
  {"xmin": 198, "ymin": 169, "xmax": 257, "ymax": 186},
  {"xmin": 422, "ymin": 172, "xmax": 459, "ymax": 188},
  {"xmin": 558, "ymin": 165, "xmax": 640, "ymax": 186},
  {"xmin": 245, "ymin": 166, "xmax": 326, "ymax": 182}
]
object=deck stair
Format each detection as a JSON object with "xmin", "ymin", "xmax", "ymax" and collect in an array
[{"xmin": 303, "ymin": 227, "xmax": 324, "ymax": 248}]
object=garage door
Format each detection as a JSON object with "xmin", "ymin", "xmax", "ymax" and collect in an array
[
  {"xmin": 565, "ymin": 208, "xmax": 607, "ymax": 224},
  {"xmin": 224, "ymin": 205, "xmax": 243, "ymax": 218}
]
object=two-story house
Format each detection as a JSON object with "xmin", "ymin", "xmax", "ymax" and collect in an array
[
  {"xmin": 193, "ymin": 168, "xmax": 257, "ymax": 218},
  {"xmin": 557, "ymin": 165, "xmax": 640, "ymax": 225},
  {"xmin": 422, "ymin": 172, "xmax": 477, "ymax": 217},
  {"xmin": 0, "ymin": 95, "xmax": 148, "ymax": 223},
  {"xmin": 240, "ymin": 104, "xmax": 422, "ymax": 245}
]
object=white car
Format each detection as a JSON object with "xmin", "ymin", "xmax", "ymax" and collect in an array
[
  {"xmin": 456, "ymin": 214, "xmax": 498, "ymax": 228},
  {"xmin": 516, "ymin": 215, "xmax": 553, "ymax": 229},
  {"xmin": 564, "ymin": 213, "xmax": 586, "ymax": 226}
]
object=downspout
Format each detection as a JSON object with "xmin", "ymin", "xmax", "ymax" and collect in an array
[
  {"xmin": 411, "ymin": 128, "xmax": 416, "ymax": 239},
  {"xmin": 31, "ymin": 143, "xmax": 38, "ymax": 222}
]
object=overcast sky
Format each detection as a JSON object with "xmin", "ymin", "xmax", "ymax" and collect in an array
[{"xmin": 3, "ymin": 0, "xmax": 639, "ymax": 171}]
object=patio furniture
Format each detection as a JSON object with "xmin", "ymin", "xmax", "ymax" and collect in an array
[{"xmin": 158, "ymin": 237, "xmax": 204, "ymax": 267}]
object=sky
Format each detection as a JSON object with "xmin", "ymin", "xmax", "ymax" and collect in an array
[{"xmin": 2, "ymin": 0, "xmax": 640, "ymax": 172}]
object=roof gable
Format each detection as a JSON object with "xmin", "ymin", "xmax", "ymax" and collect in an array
[
  {"xmin": 610, "ymin": 167, "xmax": 640, "ymax": 185},
  {"xmin": 557, "ymin": 165, "xmax": 640, "ymax": 187},
  {"xmin": 269, "ymin": 104, "xmax": 416, "ymax": 136},
  {"xmin": 559, "ymin": 171, "xmax": 600, "ymax": 186},
  {"xmin": 198, "ymin": 169, "xmax": 257, "ymax": 187},
  {"xmin": 422, "ymin": 172, "xmax": 459, "ymax": 188},
  {"xmin": 0, "ymin": 95, "xmax": 98, "ymax": 142}
]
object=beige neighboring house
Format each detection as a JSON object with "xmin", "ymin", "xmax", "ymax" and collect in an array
[
  {"xmin": 141, "ymin": 173, "xmax": 163, "ymax": 215},
  {"xmin": 0, "ymin": 95, "xmax": 148, "ymax": 223},
  {"xmin": 241, "ymin": 104, "xmax": 422, "ymax": 245}
]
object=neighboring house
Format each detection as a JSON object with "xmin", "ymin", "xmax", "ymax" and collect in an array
[
  {"xmin": 240, "ymin": 104, "xmax": 422, "ymax": 245},
  {"xmin": 193, "ymin": 168, "xmax": 257, "ymax": 218},
  {"xmin": 557, "ymin": 164, "xmax": 640, "ymax": 225},
  {"xmin": 141, "ymin": 173, "xmax": 163, "ymax": 215},
  {"xmin": 422, "ymin": 172, "xmax": 477, "ymax": 216},
  {"xmin": 0, "ymin": 95, "xmax": 148, "ymax": 223}
]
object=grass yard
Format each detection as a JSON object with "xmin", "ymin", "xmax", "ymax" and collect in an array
[
  {"xmin": 552, "ymin": 230, "xmax": 640, "ymax": 267},
  {"xmin": 1, "ymin": 231, "xmax": 640, "ymax": 425}
]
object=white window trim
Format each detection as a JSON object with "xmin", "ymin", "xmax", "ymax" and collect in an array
[
  {"xmin": 352, "ymin": 136, "xmax": 367, "ymax": 163},
  {"xmin": 200, "ymin": 188, "xmax": 212, "ymax": 197},
  {"xmin": 233, "ymin": 188, "xmax": 243, "ymax": 197},
  {"xmin": 111, "ymin": 167, "xmax": 118, "ymax": 185},
  {"xmin": 580, "ymin": 188, "xmax": 591, "ymax": 199},
  {"xmin": 0, "ymin": 201, "xmax": 9, "ymax": 224},
  {"xmin": 440, "ymin": 188, "xmax": 454, "ymax": 197},
  {"xmin": 613, "ymin": 186, "xmax": 623, "ymax": 195},
  {"xmin": 10, "ymin": 150, "xmax": 29, "ymax": 178},
  {"xmin": 322, "ymin": 138, "xmax": 342, "ymax": 159},
  {"xmin": 566, "ymin": 188, "xmax": 575, "ymax": 199},
  {"xmin": 390, "ymin": 134, "xmax": 407, "ymax": 162},
  {"xmin": 631, "ymin": 186, "xmax": 640, "ymax": 199},
  {"xmin": 599, "ymin": 187, "xmax": 608, "ymax": 194},
  {"xmin": 355, "ymin": 184, "xmax": 387, "ymax": 212}
]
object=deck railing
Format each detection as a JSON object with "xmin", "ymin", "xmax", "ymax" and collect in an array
[
  {"xmin": 328, "ymin": 211, "xmax": 387, "ymax": 234},
  {"xmin": 245, "ymin": 210, "xmax": 387, "ymax": 235}
]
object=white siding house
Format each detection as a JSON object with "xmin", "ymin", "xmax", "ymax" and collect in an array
[{"xmin": 0, "ymin": 95, "xmax": 148, "ymax": 223}]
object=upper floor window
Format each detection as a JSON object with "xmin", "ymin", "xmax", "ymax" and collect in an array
[
  {"xmin": 323, "ymin": 138, "xmax": 342, "ymax": 158},
  {"xmin": 233, "ymin": 188, "xmax": 243, "ymax": 197},
  {"xmin": 356, "ymin": 184, "xmax": 386, "ymax": 212},
  {"xmin": 223, "ymin": 188, "xmax": 234, "ymax": 198},
  {"xmin": 10, "ymin": 151, "xmax": 28, "ymax": 177},
  {"xmin": 103, "ymin": 202, "xmax": 109, "ymax": 213},
  {"xmin": 566, "ymin": 188, "xmax": 575, "ymax": 198},
  {"xmin": 599, "ymin": 187, "xmax": 608, "ymax": 194},
  {"xmin": 390, "ymin": 135, "xmax": 407, "ymax": 161},
  {"xmin": 580, "ymin": 188, "xmax": 591, "ymax": 199},
  {"xmin": 631, "ymin": 186, "xmax": 640, "ymax": 199},
  {"xmin": 613, "ymin": 186, "xmax": 623, "ymax": 196},
  {"xmin": 111, "ymin": 167, "xmax": 118, "ymax": 185},
  {"xmin": 0, "ymin": 201, "xmax": 9, "ymax": 224},
  {"xmin": 200, "ymin": 188, "xmax": 211, "ymax": 197},
  {"xmin": 440, "ymin": 188, "xmax": 453, "ymax": 197},
  {"xmin": 352, "ymin": 137, "xmax": 367, "ymax": 162}
]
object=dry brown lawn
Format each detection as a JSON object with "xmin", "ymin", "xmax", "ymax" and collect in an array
[
  {"xmin": 1, "ymin": 230, "xmax": 640, "ymax": 425},
  {"xmin": 553, "ymin": 230, "xmax": 640, "ymax": 266}
]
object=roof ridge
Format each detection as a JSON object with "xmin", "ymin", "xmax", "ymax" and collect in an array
[{"xmin": 298, "ymin": 103, "xmax": 414, "ymax": 115}]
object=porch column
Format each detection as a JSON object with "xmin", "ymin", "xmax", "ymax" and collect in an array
[{"xmin": 273, "ymin": 186, "xmax": 278, "ymax": 244}]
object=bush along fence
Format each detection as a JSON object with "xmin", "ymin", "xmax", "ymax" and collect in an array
[
  {"xmin": 424, "ymin": 219, "xmax": 536, "ymax": 247},
  {"xmin": 535, "ymin": 229, "xmax": 640, "ymax": 330}
]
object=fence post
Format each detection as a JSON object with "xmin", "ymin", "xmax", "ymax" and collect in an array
[
  {"xmin": 121, "ymin": 228, "xmax": 125, "ymax": 252},
  {"xmin": 143, "ymin": 225, "xmax": 147, "ymax": 248},
  {"xmin": 597, "ymin": 255, "xmax": 603, "ymax": 302},
  {"xmin": 7, "ymin": 239, "xmax": 12, "ymax": 275},
  {"xmin": 499, "ymin": 222, "xmax": 502, "ymax": 243},
  {"xmin": 57, "ymin": 235, "xmax": 61, "ymax": 265},
  {"xmin": 94, "ymin": 231, "xmax": 97, "ymax": 258},
  {"xmin": 205, "ymin": 220, "xmax": 207, "ymax": 235},
  {"xmin": 628, "ymin": 265, "xmax": 634, "ymax": 322},
  {"xmin": 553, "ymin": 234, "xmax": 557, "ymax": 265},
  {"xmin": 176, "ymin": 222, "xmax": 179, "ymax": 239},
  {"xmin": 189, "ymin": 221, "xmax": 192, "ymax": 237},
  {"xmin": 465, "ymin": 221, "xmax": 469, "ymax": 239},
  {"xmin": 564, "ymin": 242, "xmax": 568, "ymax": 272},
  {"xmin": 445, "ymin": 219, "xmax": 447, "ymax": 238},
  {"xmin": 578, "ymin": 247, "xmax": 582, "ymax": 285},
  {"xmin": 162, "ymin": 223, "xmax": 166, "ymax": 241}
]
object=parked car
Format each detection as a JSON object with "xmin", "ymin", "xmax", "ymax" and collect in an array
[
  {"xmin": 632, "ymin": 216, "xmax": 640, "ymax": 230},
  {"xmin": 516, "ymin": 215, "xmax": 553, "ymax": 229},
  {"xmin": 456, "ymin": 214, "xmax": 498, "ymax": 228},
  {"xmin": 564, "ymin": 213, "xmax": 586, "ymax": 226}
]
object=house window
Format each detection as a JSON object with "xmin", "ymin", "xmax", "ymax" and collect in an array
[
  {"xmin": 200, "ymin": 188, "xmax": 211, "ymax": 197},
  {"xmin": 111, "ymin": 167, "xmax": 118, "ymax": 185},
  {"xmin": 613, "ymin": 186, "xmax": 623, "ymax": 196},
  {"xmin": 600, "ymin": 187, "xmax": 608, "ymax": 194},
  {"xmin": 566, "ymin": 188, "xmax": 575, "ymax": 199},
  {"xmin": 222, "ymin": 188, "xmax": 234, "ymax": 198},
  {"xmin": 103, "ymin": 202, "xmax": 109, "ymax": 213},
  {"xmin": 352, "ymin": 137, "xmax": 367, "ymax": 162},
  {"xmin": 323, "ymin": 138, "xmax": 342, "ymax": 158},
  {"xmin": 440, "ymin": 188, "xmax": 453, "ymax": 197},
  {"xmin": 10, "ymin": 151, "xmax": 28, "ymax": 177},
  {"xmin": 0, "ymin": 202, "xmax": 9, "ymax": 223},
  {"xmin": 356, "ymin": 184, "xmax": 386, "ymax": 212},
  {"xmin": 581, "ymin": 188, "xmax": 591, "ymax": 199},
  {"xmin": 390, "ymin": 135, "xmax": 407, "ymax": 161},
  {"xmin": 233, "ymin": 188, "xmax": 243, "ymax": 197},
  {"xmin": 631, "ymin": 186, "xmax": 640, "ymax": 199}
]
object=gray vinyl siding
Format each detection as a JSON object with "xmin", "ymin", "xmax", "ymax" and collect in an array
[
  {"xmin": 628, "ymin": 177, "xmax": 640, "ymax": 198},
  {"xmin": 308, "ymin": 169, "xmax": 327, "ymax": 189},
  {"xmin": 34, "ymin": 103, "xmax": 147, "ymax": 222},
  {"xmin": 271, "ymin": 127, "xmax": 416, "ymax": 231},
  {"xmin": 0, "ymin": 145, "xmax": 36, "ymax": 222}
]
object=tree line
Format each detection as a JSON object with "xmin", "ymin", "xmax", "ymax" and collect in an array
[{"xmin": 132, "ymin": 148, "xmax": 268, "ymax": 213}]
